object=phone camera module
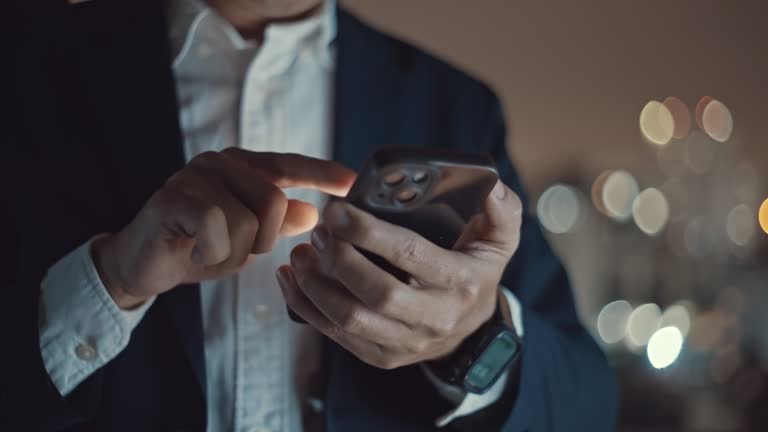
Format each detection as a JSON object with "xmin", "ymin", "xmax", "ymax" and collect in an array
[
  {"xmin": 382, "ymin": 171, "xmax": 406, "ymax": 186},
  {"xmin": 395, "ymin": 187, "xmax": 419, "ymax": 204}
]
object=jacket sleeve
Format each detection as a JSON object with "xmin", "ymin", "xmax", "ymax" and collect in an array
[
  {"xmin": 0, "ymin": 171, "xmax": 100, "ymax": 430},
  {"xmin": 455, "ymin": 94, "xmax": 619, "ymax": 432},
  {"xmin": 0, "ymin": 52, "xmax": 109, "ymax": 432}
]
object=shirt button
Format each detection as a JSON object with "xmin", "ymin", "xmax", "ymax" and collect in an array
[
  {"xmin": 306, "ymin": 397, "xmax": 324, "ymax": 413},
  {"xmin": 75, "ymin": 343, "xmax": 97, "ymax": 361},
  {"xmin": 252, "ymin": 304, "xmax": 272, "ymax": 322}
]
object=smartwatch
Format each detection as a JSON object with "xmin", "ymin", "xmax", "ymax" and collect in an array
[{"xmin": 425, "ymin": 291, "xmax": 522, "ymax": 394}]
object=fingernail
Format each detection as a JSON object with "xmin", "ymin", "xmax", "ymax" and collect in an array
[
  {"xmin": 311, "ymin": 226, "xmax": 329, "ymax": 250},
  {"xmin": 291, "ymin": 247, "xmax": 309, "ymax": 270},
  {"xmin": 493, "ymin": 181, "xmax": 506, "ymax": 200},
  {"xmin": 325, "ymin": 202, "xmax": 350, "ymax": 228},
  {"xmin": 511, "ymin": 195, "xmax": 523, "ymax": 215},
  {"xmin": 276, "ymin": 266, "xmax": 292, "ymax": 287}
]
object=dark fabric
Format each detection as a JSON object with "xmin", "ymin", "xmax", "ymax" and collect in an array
[{"xmin": 0, "ymin": 0, "xmax": 618, "ymax": 431}]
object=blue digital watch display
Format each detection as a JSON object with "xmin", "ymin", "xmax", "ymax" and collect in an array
[
  {"xmin": 464, "ymin": 331, "xmax": 520, "ymax": 393},
  {"xmin": 425, "ymin": 294, "xmax": 522, "ymax": 395}
]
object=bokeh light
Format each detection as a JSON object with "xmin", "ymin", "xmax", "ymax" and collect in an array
[
  {"xmin": 640, "ymin": 100, "xmax": 674, "ymax": 145},
  {"xmin": 701, "ymin": 99, "xmax": 734, "ymax": 143},
  {"xmin": 597, "ymin": 300, "xmax": 633, "ymax": 344},
  {"xmin": 602, "ymin": 170, "xmax": 639, "ymax": 221},
  {"xmin": 760, "ymin": 198, "xmax": 768, "ymax": 235},
  {"xmin": 726, "ymin": 204, "xmax": 755, "ymax": 246},
  {"xmin": 632, "ymin": 188, "xmax": 670, "ymax": 236},
  {"xmin": 591, "ymin": 170, "xmax": 612, "ymax": 216},
  {"xmin": 660, "ymin": 303, "xmax": 691, "ymax": 337},
  {"xmin": 626, "ymin": 303, "xmax": 661, "ymax": 347},
  {"xmin": 647, "ymin": 326, "xmax": 684, "ymax": 369},
  {"xmin": 694, "ymin": 96, "xmax": 714, "ymax": 130},
  {"xmin": 663, "ymin": 96, "xmax": 691, "ymax": 139},
  {"xmin": 536, "ymin": 184, "xmax": 581, "ymax": 234}
]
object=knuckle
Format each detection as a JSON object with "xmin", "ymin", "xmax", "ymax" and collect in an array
[
  {"xmin": 405, "ymin": 339, "xmax": 429, "ymax": 355},
  {"xmin": 339, "ymin": 307, "xmax": 363, "ymax": 333},
  {"xmin": 428, "ymin": 317, "xmax": 456, "ymax": 338},
  {"xmin": 327, "ymin": 325, "xmax": 347, "ymax": 340},
  {"xmin": 265, "ymin": 154, "xmax": 285, "ymax": 179},
  {"xmin": 369, "ymin": 284, "xmax": 397, "ymax": 313},
  {"xmin": 455, "ymin": 278, "xmax": 481, "ymax": 304},
  {"xmin": 391, "ymin": 237, "xmax": 421, "ymax": 266},
  {"xmin": 197, "ymin": 203, "xmax": 225, "ymax": 228},
  {"xmin": 446, "ymin": 267, "xmax": 473, "ymax": 291},
  {"xmin": 232, "ymin": 214, "xmax": 260, "ymax": 239},
  {"xmin": 264, "ymin": 184, "xmax": 287, "ymax": 208}
]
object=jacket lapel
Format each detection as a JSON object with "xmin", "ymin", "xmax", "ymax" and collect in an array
[
  {"xmin": 332, "ymin": 10, "xmax": 407, "ymax": 170},
  {"xmin": 65, "ymin": 0, "xmax": 207, "ymax": 398}
]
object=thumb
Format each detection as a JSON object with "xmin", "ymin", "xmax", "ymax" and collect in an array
[
  {"xmin": 279, "ymin": 199, "xmax": 320, "ymax": 236},
  {"xmin": 453, "ymin": 180, "xmax": 523, "ymax": 264}
]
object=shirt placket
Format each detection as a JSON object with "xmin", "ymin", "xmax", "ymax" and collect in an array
[{"xmin": 235, "ymin": 43, "xmax": 296, "ymax": 432}]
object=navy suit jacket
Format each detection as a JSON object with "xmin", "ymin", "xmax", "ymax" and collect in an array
[{"xmin": 1, "ymin": 0, "xmax": 617, "ymax": 430}]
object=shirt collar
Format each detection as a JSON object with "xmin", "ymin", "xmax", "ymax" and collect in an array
[{"xmin": 168, "ymin": 0, "xmax": 337, "ymax": 69}]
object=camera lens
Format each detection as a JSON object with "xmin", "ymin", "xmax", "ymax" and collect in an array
[
  {"xmin": 383, "ymin": 171, "xmax": 406, "ymax": 186},
  {"xmin": 395, "ymin": 187, "xmax": 419, "ymax": 203},
  {"xmin": 412, "ymin": 170, "xmax": 429, "ymax": 183}
]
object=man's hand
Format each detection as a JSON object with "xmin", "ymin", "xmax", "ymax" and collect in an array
[
  {"xmin": 277, "ymin": 181, "xmax": 523, "ymax": 369},
  {"xmin": 93, "ymin": 149, "xmax": 356, "ymax": 309}
]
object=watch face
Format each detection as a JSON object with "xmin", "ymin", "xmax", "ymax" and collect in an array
[{"xmin": 464, "ymin": 331, "xmax": 519, "ymax": 393}]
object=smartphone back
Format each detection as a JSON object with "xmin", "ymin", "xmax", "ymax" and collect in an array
[{"xmin": 345, "ymin": 147, "xmax": 499, "ymax": 252}]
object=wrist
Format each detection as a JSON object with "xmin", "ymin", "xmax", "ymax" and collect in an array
[
  {"xmin": 424, "ymin": 287, "xmax": 521, "ymax": 394},
  {"xmin": 440, "ymin": 291, "xmax": 500, "ymax": 359},
  {"xmin": 91, "ymin": 235, "xmax": 148, "ymax": 310}
]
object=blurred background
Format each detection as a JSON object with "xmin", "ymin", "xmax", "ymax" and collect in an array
[{"xmin": 341, "ymin": 1, "xmax": 768, "ymax": 431}]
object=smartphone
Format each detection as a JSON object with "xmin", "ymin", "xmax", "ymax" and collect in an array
[
  {"xmin": 343, "ymin": 147, "xmax": 499, "ymax": 279},
  {"xmin": 287, "ymin": 146, "xmax": 499, "ymax": 322}
]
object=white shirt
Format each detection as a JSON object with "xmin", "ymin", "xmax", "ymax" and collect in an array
[{"xmin": 38, "ymin": 1, "xmax": 523, "ymax": 430}]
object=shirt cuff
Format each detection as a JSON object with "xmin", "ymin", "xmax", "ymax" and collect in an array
[
  {"xmin": 38, "ymin": 237, "xmax": 155, "ymax": 396},
  {"xmin": 423, "ymin": 286, "xmax": 524, "ymax": 427}
]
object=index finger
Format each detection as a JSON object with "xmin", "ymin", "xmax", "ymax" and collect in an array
[{"xmin": 222, "ymin": 148, "xmax": 357, "ymax": 196}]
